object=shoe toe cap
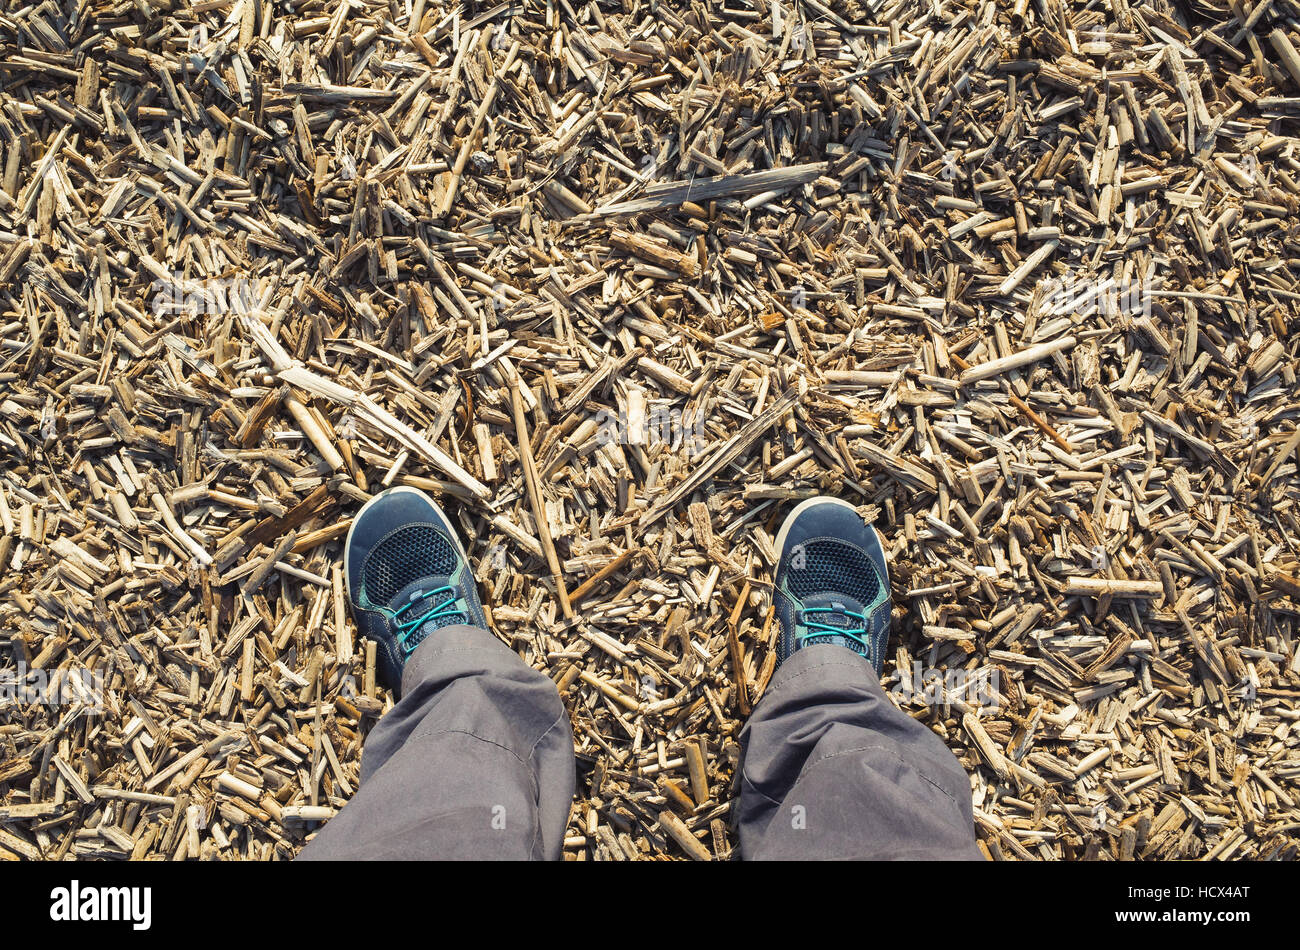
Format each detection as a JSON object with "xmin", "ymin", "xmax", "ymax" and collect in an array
[
  {"xmin": 780, "ymin": 499, "xmax": 881, "ymax": 563},
  {"xmin": 346, "ymin": 488, "xmax": 457, "ymax": 600}
]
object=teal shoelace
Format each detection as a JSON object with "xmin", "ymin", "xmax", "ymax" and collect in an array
[
  {"xmin": 798, "ymin": 605, "xmax": 869, "ymax": 653},
  {"xmin": 393, "ymin": 586, "xmax": 466, "ymax": 657}
]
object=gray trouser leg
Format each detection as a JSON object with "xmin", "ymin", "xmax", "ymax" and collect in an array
[
  {"xmin": 298, "ymin": 625, "xmax": 575, "ymax": 860},
  {"xmin": 737, "ymin": 644, "xmax": 983, "ymax": 860}
]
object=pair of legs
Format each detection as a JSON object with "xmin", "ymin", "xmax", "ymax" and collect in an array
[{"xmin": 298, "ymin": 491, "xmax": 981, "ymax": 860}]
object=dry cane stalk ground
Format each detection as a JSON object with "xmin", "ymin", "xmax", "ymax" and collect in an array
[{"xmin": 0, "ymin": 0, "xmax": 1299, "ymax": 860}]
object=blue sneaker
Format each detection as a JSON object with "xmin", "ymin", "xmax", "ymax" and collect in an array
[
  {"xmin": 344, "ymin": 486, "xmax": 486, "ymax": 692},
  {"xmin": 772, "ymin": 497, "xmax": 891, "ymax": 672}
]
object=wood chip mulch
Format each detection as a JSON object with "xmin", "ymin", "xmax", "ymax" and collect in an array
[{"xmin": 1, "ymin": 0, "xmax": 1298, "ymax": 861}]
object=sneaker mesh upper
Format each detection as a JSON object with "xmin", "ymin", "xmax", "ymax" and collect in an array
[
  {"xmin": 363, "ymin": 525, "xmax": 459, "ymax": 605},
  {"xmin": 786, "ymin": 538, "xmax": 881, "ymax": 607}
]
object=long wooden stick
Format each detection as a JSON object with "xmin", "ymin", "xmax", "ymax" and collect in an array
[
  {"xmin": 959, "ymin": 335, "xmax": 1076, "ymax": 385},
  {"xmin": 1007, "ymin": 391, "xmax": 1072, "ymax": 452},
  {"xmin": 511, "ymin": 380, "xmax": 573, "ymax": 618},
  {"xmin": 1063, "ymin": 577, "xmax": 1165, "ymax": 598},
  {"xmin": 590, "ymin": 162, "xmax": 826, "ymax": 217},
  {"xmin": 569, "ymin": 548, "xmax": 635, "ymax": 606},
  {"xmin": 438, "ymin": 40, "xmax": 519, "ymax": 217},
  {"xmin": 727, "ymin": 581, "xmax": 752, "ymax": 717}
]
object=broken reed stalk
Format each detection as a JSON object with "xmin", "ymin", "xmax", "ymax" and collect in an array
[{"xmin": 512, "ymin": 380, "xmax": 572, "ymax": 619}]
